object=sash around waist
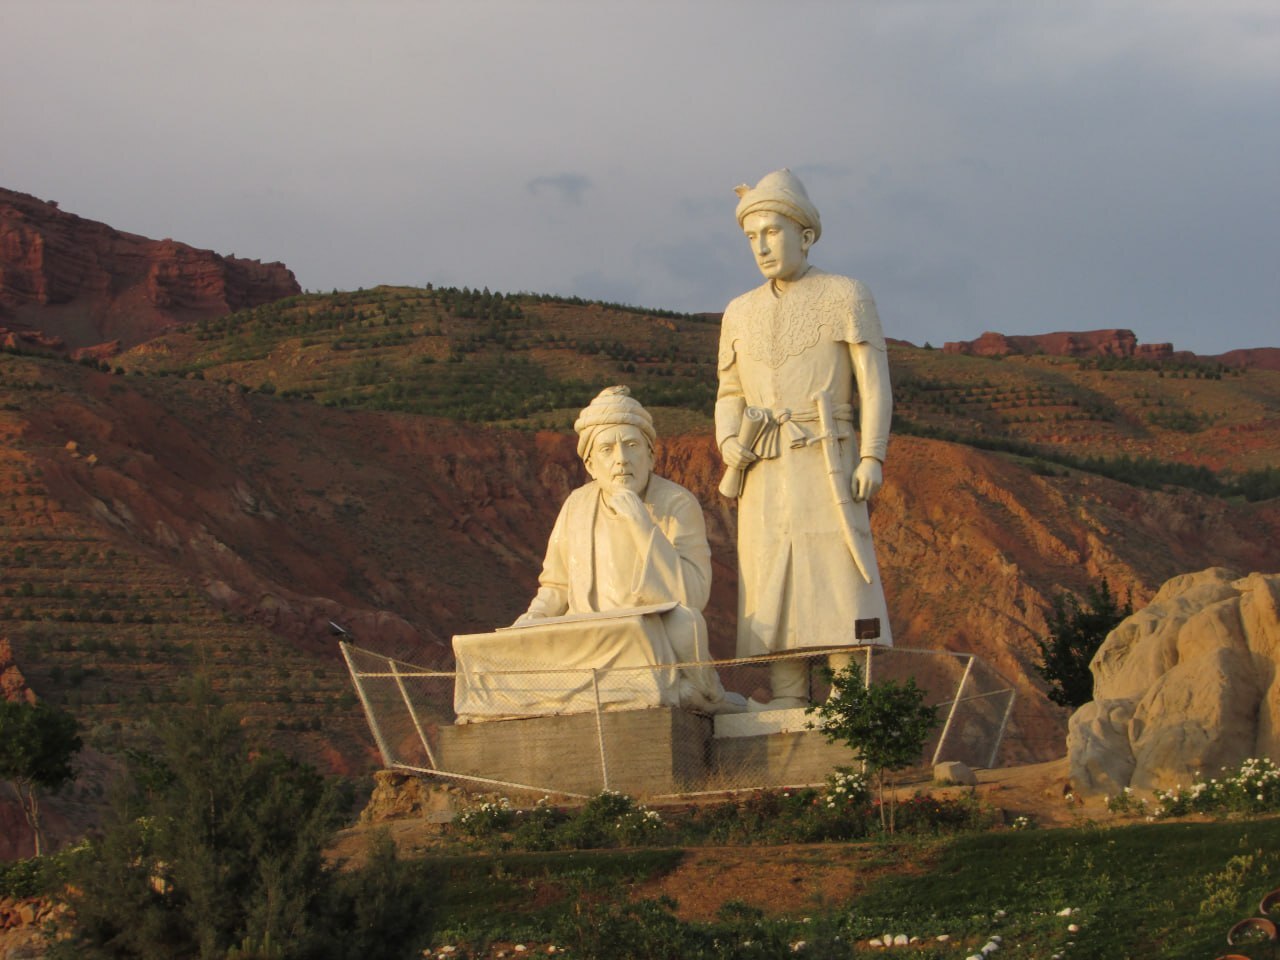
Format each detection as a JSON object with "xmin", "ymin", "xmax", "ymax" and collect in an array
[{"xmin": 749, "ymin": 402, "xmax": 853, "ymax": 460}]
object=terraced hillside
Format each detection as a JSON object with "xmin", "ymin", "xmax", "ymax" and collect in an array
[
  {"xmin": 3, "ymin": 283, "xmax": 1280, "ymax": 856},
  {"xmin": 116, "ymin": 285, "xmax": 1280, "ymax": 486}
]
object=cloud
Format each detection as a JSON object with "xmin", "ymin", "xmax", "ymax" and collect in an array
[{"xmin": 526, "ymin": 173, "xmax": 593, "ymax": 205}]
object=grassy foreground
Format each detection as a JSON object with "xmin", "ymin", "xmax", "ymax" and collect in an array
[{"xmin": 419, "ymin": 817, "xmax": 1280, "ymax": 959}]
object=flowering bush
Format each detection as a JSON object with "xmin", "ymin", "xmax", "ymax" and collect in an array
[
  {"xmin": 822, "ymin": 767, "xmax": 870, "ymax": 809},
  {"xmin": 454, "ymin": 778, "xmax": 991, "ymax": 851},
  {"xmin": 456, "ymin": 790, "xmax": 666, "ymax": 850},
  {"xmin": 454, "ymin": 795, "xmax": 515, "ymax": 838},
  {"xmin": 1153, "ymin": 757, "xmax": 1280, "ymax": 818},
  {"xmin": 1105, "ymin": 786, "xmax": 1150, "ymax": 817}
]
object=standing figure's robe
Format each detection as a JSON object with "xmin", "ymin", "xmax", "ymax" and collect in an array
[{"xmin": 715, "ymin": 269, "xmax": 894, "ymax": 656}]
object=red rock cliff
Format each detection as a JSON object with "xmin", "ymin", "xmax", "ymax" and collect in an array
[
  {"xmin": 0, "ymin": 187, "xmax": 300, "ymax": 351},
  {"xmin": 944, "ymin": 329, "xmax": 1174, "ymax": 360}
]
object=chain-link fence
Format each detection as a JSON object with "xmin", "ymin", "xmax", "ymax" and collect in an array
[{"xmin": 341, "ymin": 637, "xmax": 1015, "ymax": 800}]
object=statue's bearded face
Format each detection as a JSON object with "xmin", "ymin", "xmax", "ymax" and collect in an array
[
  {"xmin": 585, "ymin": 424, "xmax": 653, "ymax": 497},
  {"xmin": 742, "ymin": 210, "xmax": 813, "ymax": 283}
]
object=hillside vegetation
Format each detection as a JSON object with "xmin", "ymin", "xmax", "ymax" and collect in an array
[
  {"xmin": 2, "ymin": 283, "xmax": 1279, "ymax": 854},
  {"xmin": 115, "ymin": 285, "xmax": 1280, "ymax": 494}
]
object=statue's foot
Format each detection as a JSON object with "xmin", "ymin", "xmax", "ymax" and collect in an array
[{"xmin": 747, "ymin": 696, "xmax": 810, "ymax": 712}]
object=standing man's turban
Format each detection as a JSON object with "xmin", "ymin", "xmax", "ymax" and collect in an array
[
  {"xmin": 733, "ymin": 168, "xmax": 822, "ymax": 242},
  {"xmin": 574, "ymin": 385, "xmax": 657, "ymax": 459}
]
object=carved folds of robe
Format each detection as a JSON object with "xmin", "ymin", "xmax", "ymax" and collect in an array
[
  {"xmin": 526, "ymin": 476, "xmax": 729, "ymax": 708},
  {"xmin": 716, "ymin": 270, "xmax": 893, "ymax": 656}
]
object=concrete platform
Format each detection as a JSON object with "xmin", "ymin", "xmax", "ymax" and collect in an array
[
  {"xmin": 436, "ymin": 706, "xmax": 710, "ymax": 797},
  {"xmin": 435, "ymin": 705, "xmax": 857, "ymax": 796}
]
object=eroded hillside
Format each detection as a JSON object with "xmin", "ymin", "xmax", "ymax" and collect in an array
[{"xmin": 4, "ymin": 351, "xmax": 1280, "ymax": 788}]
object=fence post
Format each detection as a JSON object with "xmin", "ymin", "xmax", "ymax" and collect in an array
[
  {"xmin": 340, "ymin": 642, "xmax": 394, "ymax": 768},
  {"xmin": 390, "ymin": 659, "xmax": 439, "ymax": 770},
  {"xmin": 591, "ymin": 668, "xmax": 610, "ymax": 792},
  {"xmin": 988, "ymin": 687, "xmax": 1017, "ymax": 769},
  {"xmin": 931, "ymin": 654, "xmax": 975, "ymax": 767}
]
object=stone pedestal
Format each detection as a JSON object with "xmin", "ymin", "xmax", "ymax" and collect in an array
[
  {"xmin": 711, "ymin": 709, "xmax": 856, "ymax": 787},
  {"xmin": 435, "ymin": 705, "xmax": 855, "ymax": 797},
  {"xmin": 436, "ymin": 706, "xmax": 710, "ymax": 797}
]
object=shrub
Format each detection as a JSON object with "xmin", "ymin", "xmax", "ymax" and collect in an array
[
  {"xmin": 807, "ymin": 660, "xmax": 939, "ymax": 833},
  {"xmin": 1035, "ymin": 579, "xmax": 1132, "ymax": 709},
  {"xmin": 1153, "ymin": 757, "xmax": 1280, "ymax": 818},
  {"xmin": 454, "ymin": 795, "xmax": 516, "ymax": 839}
]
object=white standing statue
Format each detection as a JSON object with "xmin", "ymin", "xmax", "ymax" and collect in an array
[
  {"xmin": 716, "ymin": 169, "xmax": 893, "ymax": 710},
  {"xmin": 512, "ymin": 385, "xmax": 745, "ymax": 715}
]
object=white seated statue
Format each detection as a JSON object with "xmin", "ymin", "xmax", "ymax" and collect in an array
[{"xmin": 452, "ymin": 386, "xmax": 746, "ymax": 722}]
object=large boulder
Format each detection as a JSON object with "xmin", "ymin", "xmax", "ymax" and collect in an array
[{"xmin": 1067, "ymin": 568, "xmax": 1280, "ymax": 794}]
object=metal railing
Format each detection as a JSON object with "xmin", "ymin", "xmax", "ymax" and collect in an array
[{"xmin": 340, "ymin": 641, "xmax": 1016, "ymax": 800}]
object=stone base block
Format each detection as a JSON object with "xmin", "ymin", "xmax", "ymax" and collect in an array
[
  {"xmin": 711, "ymin": 728, "xmax": 855, "ymax": 788},
  {"xmin": 435, "ymin": 706, "xmax": 711, "ymax": 797}
]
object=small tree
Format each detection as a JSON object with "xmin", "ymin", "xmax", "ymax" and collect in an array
[
  {"xmin": 808, "ymin": 661, "xmax": 938, "ymax": 833},
  {"xmin": 58, "ymin": 678, "xmax": 348, "ymax": 959},
  {"xmin": 0, "ymin": 699, "xmax": 82, "ymax": 856},
  {"xmin": 1035, "ymin": 579, "xmax": 1133, "ymax": 709}
]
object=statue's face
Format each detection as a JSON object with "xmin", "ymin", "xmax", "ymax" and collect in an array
[
  {"xmin": 742, "ymin": 210, "xmax": 813, "ymax": 283},
  {"xmin": 585, "ymin": 424, "xmax": 653, "ymax": 497}
]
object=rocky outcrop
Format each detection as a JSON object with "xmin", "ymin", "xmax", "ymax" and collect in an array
[
  {"xmin": 0, "ymin": 638, "xmax": 35, "ymax": 705},
  {"xmin": 0, "ymin": 187, "xmax": 300, "ymax": 351},
  {"xmin": 943, "ymin": 329, "xmax": 1174, "ymax": 361},
  {"xmin": 1212, "ymin": 347, "xmax": 1280, "ymax": 372},
  {"xmin": 1067, "ymin": 568, "xmax": 1280, "ymax": 794},
  {"xmin": 360, "ymin": 770, "xmax": 459, "ymax": 823},
  {"xmin": 0, "ymin": 896, "xmax": 65, "ymax": 959}
]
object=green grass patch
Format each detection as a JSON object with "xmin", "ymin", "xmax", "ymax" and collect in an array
[{"xmin": 419, "ymin": 818, "xmax": 1280, "ymax": 959}]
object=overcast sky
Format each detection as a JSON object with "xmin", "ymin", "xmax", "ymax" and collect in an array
[{"xmin": 4, "ymin": 1, "xmax": 1277, "ymax": 354}]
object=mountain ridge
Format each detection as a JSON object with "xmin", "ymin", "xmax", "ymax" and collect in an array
[{"xmin": 0, "ymin": 186, "xmax": 300, "ymax": 353}]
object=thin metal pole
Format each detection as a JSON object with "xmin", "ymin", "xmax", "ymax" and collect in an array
[
  {"xmin": 863, "ymin": 644, "xmax": 873, "ymax": 688},
  {"xmin": 931, "ymin": 655, "xmax": 975, "ymax": 766},
  {"xmin": 340, "ymin": 641, "xmax": 394, "ymax": 768},
  {"xmin": 591, "ymin": 668, "xmax": 611, "ymax": 792},
  {"xmin": 988, "ymin": 687, "xmax": 1017, "ymax": 769},
  {"xmin": 389, "ymin": 763, "xmax": 591, "ymax": 800},
  {"xmin": 391, "ymin": 660, "xmax": 438, "ymax": 770}
]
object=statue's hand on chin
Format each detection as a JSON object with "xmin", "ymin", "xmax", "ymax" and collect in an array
[{"xmin": 607, "ymin": 489, "xmax": 650, "ymax": 525}]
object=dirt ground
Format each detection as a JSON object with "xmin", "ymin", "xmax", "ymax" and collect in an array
[{"xmin": 330, "ymin": 756, "xmax": 1115, "ymax": 924}]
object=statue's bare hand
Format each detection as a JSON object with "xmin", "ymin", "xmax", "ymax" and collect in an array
[
  {"xmin": 608, "ymin": 489, "xmax": 651, "ymax": 526},
  {"xmin": 721, "ymin": 436, "xmax": 758, "ymax": 470},
  {"xmin": 512, "ymin": 611, "xmax": 544, "ymax": 627},
  {"xmin": 852, "ymin": 457, "xmax": 883, "ymax": 502}
]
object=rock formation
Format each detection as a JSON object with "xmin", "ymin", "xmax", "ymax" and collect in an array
[
  {"xmin": 943, "ymin": 329, "xmax": 1174, "ymax": 361},
  {"xmin": 0, "ymin": 187, "xmax": 300, "ymax": 352},
  {"xmin": 1213, "ymin": 347, "xmax": 1280, "ymax": 372},
  {"xmin": 1067, "ymin": 568, "xmax": 1280, "ymax": 794},
  {"xmin": 0, "ymin": 638, "xmax": 35, "ymax": 705}
]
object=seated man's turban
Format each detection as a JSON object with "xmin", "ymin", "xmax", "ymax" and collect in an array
[
  {"xmin": 574, "ymin": 385, "xmax": 656, "ymax": 459},
  {"xmin": 733, "ymin": 168, "xmax": 822, "ymax": 242}
]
